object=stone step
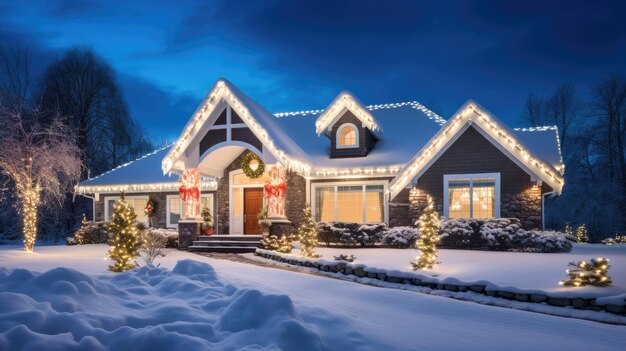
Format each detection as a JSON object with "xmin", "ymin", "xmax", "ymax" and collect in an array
[
  {"xmin": 196, "ymin": 235, "xmax": 263, "ymax": 242},
  {"xmin": 191, "ymin": 240, "xmax": 260, "ymax": 247},
  {"xmin": 188, "ymin": 245, "xmax": 258, "ymax": 253}
]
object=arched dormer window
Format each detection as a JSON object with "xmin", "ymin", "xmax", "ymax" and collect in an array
[{"xmin": 337, "ymin": 123, "xmax": 359, "ymax": 148}]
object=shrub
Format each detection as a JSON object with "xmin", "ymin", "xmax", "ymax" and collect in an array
[
  {"xmin": 334, "ymin": 254, "xmax": 356, "ymax": 262},
  {"xmin": 439, "ymin": 218, "xmax": 484, "ymax": 249},
  {"xmin": 139, "ymin": 229, "xmax": 167, "ymax": 266},
  {"xmin": 74, "ymin": 220, "xmax": 110, "ymax": 244},
  {"xmin": 316, "ymin": 222, "xmax": 387, "ymax": 247},
  {"xmin": 144, "ymin": 228, "xmax": 179, "ymax": 249},
  {"xmin": 382, "ymin": 226, "xmax": 419, "ymax": 248},
  {"xmin": 479, "ymin": 218, "xmax": 522, "ymax": 251},
  {"xmin": 602, "ymin": 234, "xmax": 626, "ymax": 245},
  {"xmin": 260, "ymin": 234, "xmax": 294, "ymax": 253}
]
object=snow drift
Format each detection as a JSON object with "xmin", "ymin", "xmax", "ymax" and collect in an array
[{"xmin": 0, "ymin": 260, "xmax": 337, "ymax": 351}]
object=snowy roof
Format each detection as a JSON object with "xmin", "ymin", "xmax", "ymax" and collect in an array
[
  {"xmin": 76, "ymin": 145, "xmax": 218, "ymax": 193},
  {"xmin": 80, "ymin": 146, "xmax": 177, "ymax": 187}
]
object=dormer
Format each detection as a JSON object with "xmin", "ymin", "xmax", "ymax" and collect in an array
[{"xmin": 316, "ymin": 92, "xmax": 380, "ymax": 158}]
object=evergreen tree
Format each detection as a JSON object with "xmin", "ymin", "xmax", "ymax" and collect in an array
[
  {"xmin": 297, "ymin": 205, "xmax": 319, "ymax": 258},
  {"xmin": 564, "ymin": 223, "xmax": 574, "ymax": 238},
  {"xmin": 559, "ymin": 257, "xmax": 611, "ymax": 287},
  {"xmin": 411, "ymin": 195, "xmax": 440, "ymax": 270},
  {"xmin": 575, "ymin": 224, "xmax": 589, "ymax": 243},
  {"xmin": 107, "ymin": 199, "xmax": 141, "ymax": 272}
]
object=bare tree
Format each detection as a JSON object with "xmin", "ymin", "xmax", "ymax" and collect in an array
[
  {"xmin": 0, "ymin": 107, "xmax": 81, "ymax": 251},
  {"xmin": 39, "ymin": 47, "xmax": 153, "ymax": 178},
  {"xmin": 521, "ymin": 84, "xmax": 582, "ymax": 155},
  {"xmin": 0, "ymin": 44, "xmax": 32, "ymax": 111}
]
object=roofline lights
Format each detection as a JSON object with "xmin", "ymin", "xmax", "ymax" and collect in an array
[
  {"xmin": 314, "ymin": 92, "xmax": 381, "ymax": 135},
  {"xmin": 388, "ymin": 102, "xmax": 565, "ymax": 199}
]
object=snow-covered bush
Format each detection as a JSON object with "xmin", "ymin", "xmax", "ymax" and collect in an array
[
  {"xmin": 334, "ymin": 254, "xmax": 356, "ymax": 262},
  {"xmin": 74, "ymin": 220, "xmax": 110, "ymax": 244},
  {"xmin": 479, "ymin": 218, "xmax": 522, "ymax": 250},
  {"xmin": 316, "ymin": 222, "xmax": 387, "ymax": 247},
  {"xmin": 602, "ymin": 234, "xmax": 626, "ymax": 245},
  {"xmin": 260, "ymin": 234, "xmax": 294, "ymax": 253},
  {"xmin": 439, "ymin": 218, "xmax": 484, "ymax": 249},
  {"xmin": 139, "ymin": 229, "xmax": 167, "ymax": 266},
  {"xmin": 520, "ymin": 230, "xmax": 572, "ymax": 253},
  {"xmin": 144, "ymin": 228, "xmax": 179, "ymax": 249},
  {"xmin": 381, "ymin": 226, "xmax": 419, "ymax": 248}
]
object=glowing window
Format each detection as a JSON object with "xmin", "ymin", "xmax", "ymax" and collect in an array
[
  {"xmin": 313, "ymin": 183, "xmax": 386, "ymax": 223},
  {"xmin": 337, "ymin": 124, "xmax": 358, "ymax": 148},
  {"xmin": 444, "ymin": 174, "xmax": 499, "ymax": 219}
]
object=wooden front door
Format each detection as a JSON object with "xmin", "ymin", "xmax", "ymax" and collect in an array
[{"xmin": 244, "ymin": 188, "xmax": 263, "ymax": 234}]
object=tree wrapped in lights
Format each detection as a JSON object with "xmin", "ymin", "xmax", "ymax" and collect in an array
[
  {"xmin": 576, "ymin": 224, "xmax": 589, "ymax": 243},
  {"xmin": 559, "ymin": 257, "xmax": 612, "ymax": 287},
  {"xmin": 564, "ymin": 223, "xmax": 574, "ymax": 238},
  {"xmin": 411, "ymin": 195, "xmax": 440, "ymax": 270},
  {"xmin": 297, "ymin": 205, "xmax": 319, "ymax": 258},
  {"xmin": 0, "ymin": 108, "xmax": 81, "ymax": 252},
  {"xmin": 107, "ymin": 199, "xmax": 141, "ymax": 272}
]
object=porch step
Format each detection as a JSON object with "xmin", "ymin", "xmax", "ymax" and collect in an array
[
  {"xmin": 188, "ymin": 245, "xmax": 258, "ymax": 253},
  {"xmin": 188, "ymin": 235, "xmax": 262, "ymax": 253}
]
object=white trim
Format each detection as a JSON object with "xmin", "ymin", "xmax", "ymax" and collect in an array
[
  {"xmin": 103, "ymin": 195, "xmax": 149, "ymax": 224},
  {"xmin": 315, "ymin": 92, "xmax": 381, "ymax": 136},
  {"xmin": 165, "ymin": 195, "xmax": 181, "ymax": 228},
  {"xmin": 229, "ymin": 169, "xmax": 267, "ymax": 234},
  {"xmin": 443, "ymin": 173, "xmax": 501, "ymax": 218},
  {"xmin": 311, "ymin": 180, "xmax": 389, "ymax": 224},
  {"xmin": 336, "ymin": 123, "xmax": 360, "ymax": 149},
  {"xmin": 166, "ymin": 194, "xmax": 215, "ymax": 229}
]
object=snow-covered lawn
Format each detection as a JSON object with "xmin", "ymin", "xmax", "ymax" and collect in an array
[
  {"xmin": 293, "ymin": 244, "xmax": 626, "ymax": 298},
  {"xmin": 0, "ymin": 244, "xmax": 625, "ymax": 350}
]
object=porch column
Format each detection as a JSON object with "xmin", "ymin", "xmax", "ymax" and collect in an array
[
  {"xmin": 178, "ymin": 168, "xmax": 202, "ymax": 249},
  {"xmin": 264, "ymin": 165, "xmax": 292, "ymax": 236}
]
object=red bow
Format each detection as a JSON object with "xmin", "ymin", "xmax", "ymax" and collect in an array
[{"xmin": 179, "ymin": 185, "xmax": 199, "ymax": 202}]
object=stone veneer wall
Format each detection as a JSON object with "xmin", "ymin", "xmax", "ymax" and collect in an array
[{"xmin": 284, "ymin": 171, "xmax": 306, "ymax": 229}]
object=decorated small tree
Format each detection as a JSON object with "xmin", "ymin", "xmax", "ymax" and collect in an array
[
  {"xmin": 559, "ymin": 257, "xmax": 612, "ymax": 287},
  {"xmin": 257, "ymin": 205, "xmax": 272, "ymax": 234},
  {"xmin": 107, "ymin": 199, "xmax": 141, "ymax": 272},
  {"xmin": 201, "ymin": 206, "xmax": 214, "ymax": 235},
  {"xmin": 564, "ymin": 223, "xmax": 574, "ymax": 239},
  {"xmin": 260, "ymin": 234, "xmax": 293, "ymax": 253},
  {"xmin": 576, "ymin": 224, "xmax": 589, "ymax": 243},
  {"xmin": 297, "ymin": 205, "xmax": 319, "ymax": 258},
  {"xmin": 411, "ymin": 195, "xmax": 440, "ymax": 270}
]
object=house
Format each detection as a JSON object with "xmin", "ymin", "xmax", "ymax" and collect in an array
[{"xmin": 76, "ymin": 79, "xmax": 564, "ymax": 249}]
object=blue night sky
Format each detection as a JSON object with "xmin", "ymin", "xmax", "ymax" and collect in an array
[{"xmin": 2, "ymin": 0, "xmax": 625, "ymax": 140}]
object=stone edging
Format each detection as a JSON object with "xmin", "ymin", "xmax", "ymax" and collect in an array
[{"xmin": 254, "ymin": 249, "xmax": 626, "ymax": 316}]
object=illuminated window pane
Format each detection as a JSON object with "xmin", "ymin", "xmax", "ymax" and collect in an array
[
  {"xmin": 448, "ymin": 179, "xmax": 471, "ymax": 219},
  {"xmin": 130, "ymin": 199, "xmax": 148, "ymax": 224},
  {"xmin": 233, "ymin": 188, "xmax": 243, "ymax": 216},
  {"xmin": 233, "ymin": 172, "xmax": 269, "ymax": 186},
  {"xmin": 169, "ymin": 198, "xmax": 181, "ymax": 224},
  {"xmin": 315, "ymin": 187, "xmax": 335, "ymax": 222},
  {"xmin": 339, "ymin": 126, "xmax": 357, "ymax": 147},
  {"xmin": 337, "ymin": 186, "xmax": 363, "ymax": 222},
  {"xmin": 365, "ymin": 185, "xmax": 384, "ymax": 223},
  {"xmin": 472, "ymin": 178, "xmax": 495, "ymax": 218}
]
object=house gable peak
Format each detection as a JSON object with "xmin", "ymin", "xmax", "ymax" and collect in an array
[{"xmin": 315, "ymin": 92, "xmax": 381, "ymax": 137}]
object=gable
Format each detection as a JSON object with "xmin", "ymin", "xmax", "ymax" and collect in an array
[
  {"xmin": 417, "ymin": 126, "xmax": 543, "ymax": 194},
  {"xmin": 389, "ymin": 101, "xmax": 564, "ymax": 199},
  {"xmin": 315, "ymin": 92, "xmax": 381, "ymax": 137},
  {"xmin": 329, "ymin": 111, "xmax": 376, "ymax": 158}
]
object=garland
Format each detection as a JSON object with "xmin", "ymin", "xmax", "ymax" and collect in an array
[{"xmin": 241, "ymin": 151, "xmax": 265, "ymax": 178}]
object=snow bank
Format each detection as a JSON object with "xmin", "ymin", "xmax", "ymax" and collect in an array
[{"xmin": 0, "ymin": 260, "xmax": 337, "ymax": 351}]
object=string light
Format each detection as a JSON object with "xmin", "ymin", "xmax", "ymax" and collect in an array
[
  {"xmin": 559, "ymin": 257, "xmax": 612, "ymax": 287},
  {"xmin": 21, "ymin": 183, "xmax": 40, "ymax": 252},
  {"xmin": 315, "ymin": 92, "xmax": 382, "ymax": 135},
  {"xmin": 389, "ymin": 102, "xmax": 565, "ymax": 199}
]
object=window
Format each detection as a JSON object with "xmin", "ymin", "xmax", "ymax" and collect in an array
[
  {"xmin": 313, "ymin": 183, "xmax": 387, "ymax": 223},
  {"xmin": 337, "ymin": 123, "xmax": 358, "ymax": 148},
  {"xmin": 443, "ymin": 173, "xmax": 500, "ymax": 219},
  {"xmin": 166, "ymin": 194, "xmax": 214, "ymax": 228},
  {"xmin": 105, "ymin": 196, "xmax": 149, "ymax": 224}
]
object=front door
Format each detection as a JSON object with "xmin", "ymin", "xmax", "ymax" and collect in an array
[{"xmin": 244, "ymin": 188, "xmax": 263, "ymax": 234}]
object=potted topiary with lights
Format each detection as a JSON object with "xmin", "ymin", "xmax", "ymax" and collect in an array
[
  {"xmin": 258, "ymin": 205, "xmax": 272, "ymax": 236},
  {"xmin": 201, "ymin": 206, "xmax": 214, "ymax": 235}
]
